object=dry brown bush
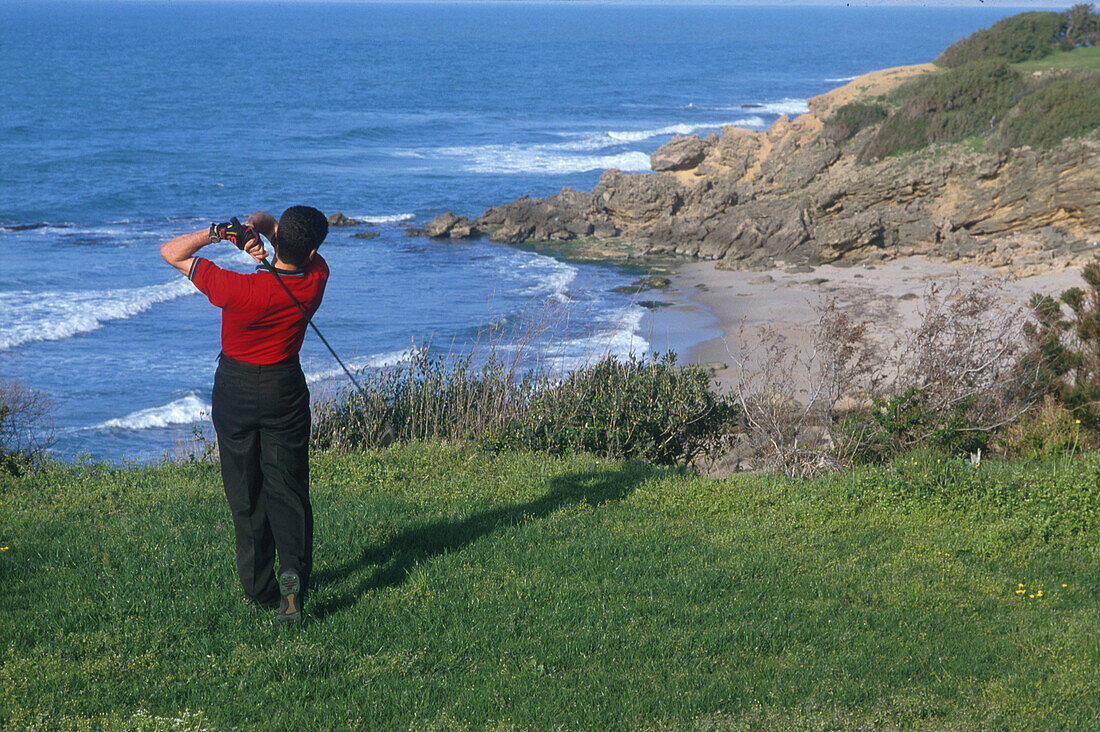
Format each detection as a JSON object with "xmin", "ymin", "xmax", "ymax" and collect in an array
[
  {"xmin": 729, "ymin": 276, "xmax": 1042, "ymax": 476},
  {"xmin": 0, "ymin": 380, "xmax": 54, "ymax": 471}
]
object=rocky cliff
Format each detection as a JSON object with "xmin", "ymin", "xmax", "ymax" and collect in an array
[{"xmin": 420, "ymin": 64, "xmax": 1100, "ymax": 274}]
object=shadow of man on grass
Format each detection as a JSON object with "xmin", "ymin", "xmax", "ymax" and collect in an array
[{"xmin": 310, "ymin": 460, "xmax": 656, "ymax": 619}]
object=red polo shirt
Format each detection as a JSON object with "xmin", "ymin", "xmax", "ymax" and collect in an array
[{"xmin": 188, "ymin": 254, "xmax": 329, "ymax": 365}]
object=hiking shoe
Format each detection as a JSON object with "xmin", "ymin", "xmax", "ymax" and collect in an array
[{"xmin": 273, "ymin": 569, "xmax": 303, "ymax": 626}]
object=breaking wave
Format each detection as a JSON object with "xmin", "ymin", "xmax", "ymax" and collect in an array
[
  {"xmin": 305, "ymin": 348, "xmax": 421, "ymax": 384},
  {"xmin": 403, "ymin": 117, "xmax": 767, "ymax": 176},
  {"xmin": 501, "ymin": 251, "xmax": 578, "ymax": 303},
  {"xmin": 604, "ymin": 118, "xmax": 762, "ymax": 142},
  {"xmin": 97, "ymin": 392, "xmax": 210, "ymax": 430},
  {"xmin": 351, "ymin": 213, "xmax": 416, "ymax": 224},
  {"xmin": 430, "ymin": 143, "xmax": 653, "ymax": 175},
  {"xmin": 0, "ymin": 278, "xmax": 198, "ymax": 351}
]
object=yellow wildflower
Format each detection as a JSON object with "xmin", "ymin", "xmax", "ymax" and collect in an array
[
  {"xmin": 0, "ymin": 547, "xmax": 7, "ymax": 552},
  {"xmin": 1062, "ymin": 583, "xmax": 1068, "ymax": 588}
]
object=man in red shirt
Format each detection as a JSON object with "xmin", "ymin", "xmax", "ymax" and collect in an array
[{"xmin": 161, "ymin": 206, "xmax": 329, "ymax": 625}]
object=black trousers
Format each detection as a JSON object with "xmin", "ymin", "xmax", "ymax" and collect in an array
[{"xmin": 211, "ymin": 354, "xmax": 312, "ymax": 602}]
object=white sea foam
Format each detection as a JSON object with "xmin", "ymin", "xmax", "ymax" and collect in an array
[
  {"xmin": 825, "ymin": 75, "xmax": 861, "ymax": 83},
  {"xmin": 351, "ymin": 213, "xmax": 416, "ymax": 224},
  {"xmin": 0, "ymin": 277, "xmax": 198, "ymax": 351},
  {"xmin": 605, "ymin": 120, "xmax": 758, "ymax": 142},
  {"xmin": 723, "ymin": 116, "xmax": 767, "ymax": 129},
  {"xmin": 305, "ymin": 348, "xmax": 420, "ymax": 384},
  {"xmin": 543, "ymin": 306, "xmax": 650, "ymax": 375},
  {"xmin": 404, "ymin": 115, "xmax": 776, "ymax": 175},
  {"xmin": 437, "ymin": 144, "xmax": 652, "ymax": 175},
  {"xmin": 754, "ymin": 99, "xmax": 811, "ymax": 116},
  {"xmin": 98, "ymin": 392, "xmax": 210, "ymax": 430},
  {"xmin": 715, "ymin": 99, "xmax": 809, "ymax": 118},
  {"xmin": 510, "ymin": 253, "xmax": 578, "ymax": 303}
]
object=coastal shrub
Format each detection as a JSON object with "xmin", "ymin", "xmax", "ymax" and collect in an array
[
  {"xmin": 1063, "ymin": 3, "xmax": 1100, "ymax": 47},
  {"xmin": 936, "ymin": 11, "xmax": 1064, "ymax": 68},
  {"xmin": 1020, "ymin": 253, "xmax": 1100, "ymax": 432},
  {"xmin": 312, "ymin": 349, "xmax": 531, "ymax": 452},
  {"xmin": 993, "ymin": 72, "xmax": 1100, "ymax": 149},
  {"xmin": 1003, "ymin": 396, "xmax": 1085, "ymax": 458},
  {"xmin": 0, "ymin": 380, "xmax": 54, "ymax": 475},
  {"xmin": 312, "ymin": 349, "xmax": 737, "ymax": 467},
  {"xmin": 489, "ymin": 352, "xmax": 738, "ymax": 465},
  {"xmin": 870, "ymin": 277, "xmax": 1036, "ymax": 459},
  {"xmin": 848, "ymin": 390, "xmax": 990, "ymax": 463},
  {"xmin": 861, "ymin": 61, "xmax": 1023, "ymax": 160},
  {"xmin": 822, "ymin": 103, "xmax": 887, "ymax": 143}
]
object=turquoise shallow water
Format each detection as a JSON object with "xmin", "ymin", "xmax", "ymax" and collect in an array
[{"xmin": 0, "ymin": 1, "xmax": 1023, "ymax": 462}]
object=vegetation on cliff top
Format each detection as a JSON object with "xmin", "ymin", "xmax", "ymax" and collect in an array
[
  {"xmin": 823, "ymin": 6, "xmax": 1100, "ymax": 162},
  {"xmin": 936, "ymin": 5, "xmax": 1098, "ymax": 68}
]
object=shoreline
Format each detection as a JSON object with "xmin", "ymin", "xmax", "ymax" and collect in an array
[{"xmin": 649, "ymin": 257, "xmax": 1089, "ymax": 393}]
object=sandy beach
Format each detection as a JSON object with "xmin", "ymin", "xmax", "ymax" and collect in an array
[{"xmin": 667, "ymin": 257, "xmax": 1088, "ymax": 392}]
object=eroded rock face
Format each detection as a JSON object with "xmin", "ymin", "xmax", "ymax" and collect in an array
[
  {"xmin": 443, "ymin": 67, "xmax": 1100, "ymax": 273},
  {"xmin": 650, "ymin": 135, "xmax": 706, "ymax": 172}
]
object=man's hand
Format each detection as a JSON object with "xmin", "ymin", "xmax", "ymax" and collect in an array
[
  {"xmin": 245, "ymin": 211, "xmax": 277, "ymax": 240},
  {"xmin": 214, "ymin": 218, "xmax": 267, "ymax": 263},
  {"xmin": 214, "ymin": 218, "xmax": 259, "ymax": 250},
  {"xmin": 240, "ymin": 235, "xmax": 267, "ymax": 264}
]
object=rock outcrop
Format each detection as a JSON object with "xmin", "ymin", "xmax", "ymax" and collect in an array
[{"xmin": 421, "ymin": 64, "xmax": 1100, "ymax": 273}]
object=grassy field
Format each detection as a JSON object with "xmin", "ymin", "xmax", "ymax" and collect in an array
[
  {"xmin": 2, "ymin": 444, "xmax": 1098, "ymax": 730},
  {"xmin": 1014, "ymin": 45, "xmax": 1100, "ymax": 72}
]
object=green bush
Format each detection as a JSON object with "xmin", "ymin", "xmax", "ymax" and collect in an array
[
  {"xmin": 846, "ymin": 388, "xmax": 993, "ymax": 463},
  {"xmin": 937, "ymin": 12, "xmax": 1064, "ymax": 68},
  {"xmin": 1022, "ymin": 255, "xmax": 1100, "ymax": 431},
  {"xmin": 994, "ymin": 72, "xmax": 1100, "ymax": 148},
  {"xmin": 860, "ymin": 61, "xmax": 1023, "ymax": 161},
  {"xmin": 1003, "ymin": 396, "xmax": 1085, "ymax": 458},
  {"xmin": 822, "ymin": 103, "xmax": 888, "ymax": 143},
  {"xmin": 312, "ymin": 350, "xmax": 738, "ymax": 467},
  {"xmin": 489, "ymin": 353, "xmax": 738, "ymax": 465}
]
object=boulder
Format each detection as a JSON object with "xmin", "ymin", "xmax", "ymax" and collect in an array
[
  {"xmin": 327, "ymin": 212, "xmax": 361, "ymax": 226},
  {"xmin": 650, "ymin": 135, "xmax": 706, "ymax": 172},
  {"xmin": 424, "ymin": 212, "xmax": 477, "ymax": 239}
]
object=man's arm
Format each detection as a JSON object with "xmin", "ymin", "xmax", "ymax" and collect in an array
[
  {"xmin": 160, "ymin": 222, "xmax": 268, "ymax": 277},
  {"xmin": 160, "ymin": 229, "xmax": 210, "ymax": 277}
]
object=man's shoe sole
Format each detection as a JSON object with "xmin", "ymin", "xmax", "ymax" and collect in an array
[{"xmin": 273, "ymin": 571, "xmax": 302, "ymax": 626}]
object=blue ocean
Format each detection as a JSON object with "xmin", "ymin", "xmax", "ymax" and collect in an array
[{"xmin": 0, "ymin": 1, "xmax": 1024, "ymax": 463}]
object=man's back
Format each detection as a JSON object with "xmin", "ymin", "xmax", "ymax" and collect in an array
[{"xmin": 189, "ymin": 254, "xmax": 329, "ymax": 364}]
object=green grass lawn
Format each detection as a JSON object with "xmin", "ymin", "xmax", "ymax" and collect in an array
[
  {"xmin": 2, "ymin": 445, "xmax": 1097, "ymax": 730},
  {"xmin": 1014, "ymin": 45, "xmax": 1100, "ymax": 72}
]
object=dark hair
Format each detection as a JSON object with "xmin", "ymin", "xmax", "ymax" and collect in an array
[{"xmin": 276, "ymin": 206, "xmax": 328, "ymax": 267}]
